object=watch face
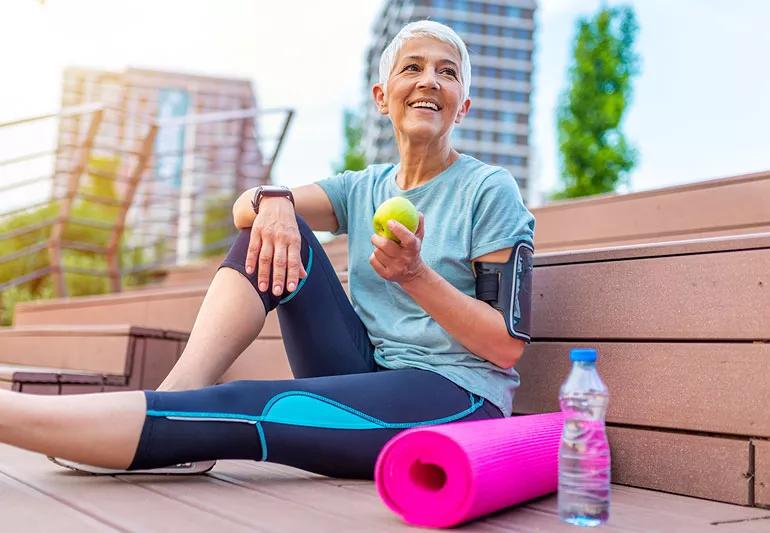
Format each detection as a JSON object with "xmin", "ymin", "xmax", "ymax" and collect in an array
[{"xmin": 260, "ymin": 186, "xmax": 286, "ymax": 194}]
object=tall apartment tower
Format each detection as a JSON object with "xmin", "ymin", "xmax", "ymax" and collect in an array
[{"xmin": 361, "ymin": 0, "xmax": 536, "ymax": 202}]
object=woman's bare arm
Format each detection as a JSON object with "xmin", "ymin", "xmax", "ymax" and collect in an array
[
  {"xmin": 370, "ymin": 219, "xmax": 524, "ymax": 369},
  {"xmin": 232, "ymin": 183, "xmax": 338, "ymax": 232}
]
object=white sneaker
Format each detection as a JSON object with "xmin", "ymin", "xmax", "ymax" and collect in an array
[{"xmin": 48, "ymin": 456, "xmax": 216, "ymax": 475}]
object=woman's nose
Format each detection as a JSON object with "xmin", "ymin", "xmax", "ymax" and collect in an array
[{"xmin": 416, "ymin": 68, "xmax": 440, "ymax": 90}]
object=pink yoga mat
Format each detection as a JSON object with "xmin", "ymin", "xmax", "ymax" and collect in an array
[{"xmin": 375, "ymin": 412, "xmax": 564, "ymax": 528}]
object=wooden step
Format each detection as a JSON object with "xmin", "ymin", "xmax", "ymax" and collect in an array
[
  {"xmin": 532, "ymin": 232, "xmax": 770, "ymax": 340},
  {"xmin": 0, "ymin": 325, "xmax": 186, "ymax": 391},
  {"xmin": 14, "ymin": 284, "xmax": 283, "ymax": 338},
  {"xmin": 532, "ymin": 169, "xmax": 770, "ymax": 252},
  {"xmin": 14, "ymin": 272, "xmax": 350, "ymax": 339},
  {"xmin": 517, "ymin": 233, "xmax": 770, "ymax": 507},
  {"xmin": 160, "ymin": 256, "xmax": 223, "ymax": 287},
  {"xmin": 515, "ymin": 342, "xmax": 770, "ymax": 438}
]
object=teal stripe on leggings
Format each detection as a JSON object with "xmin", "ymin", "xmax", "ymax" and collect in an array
[{"xmin": 146, "ymin": 389, "xmax": 484, "ymax": 431}]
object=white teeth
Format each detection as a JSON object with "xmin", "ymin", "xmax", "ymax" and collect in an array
[{"xmin": 410, "ymin": 101, "xmax": 439, "ymax": 110}]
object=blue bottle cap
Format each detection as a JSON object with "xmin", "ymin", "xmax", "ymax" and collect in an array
[{"xmin": 570, "ymin": 348, "xmax": 597, "ymax": 362}]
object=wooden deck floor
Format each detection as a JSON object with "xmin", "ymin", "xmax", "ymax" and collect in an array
[{"xmin": 1, "ymin": 444, "xmax": 769, "ymax": 532}]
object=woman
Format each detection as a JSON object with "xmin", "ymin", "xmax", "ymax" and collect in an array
[{"xmin": 1, "ymin": 20, "xmax": 534, "ymax": 479}]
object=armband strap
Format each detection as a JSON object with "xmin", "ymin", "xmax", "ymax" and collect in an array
[{"xmin": 473, "ymin": 241, "xmax": 534, "ymax": 342}]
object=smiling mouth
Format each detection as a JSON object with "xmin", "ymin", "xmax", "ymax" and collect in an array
[{"xmin": 409, "ymin": 100, "xmax": 441, "ymax": 111}]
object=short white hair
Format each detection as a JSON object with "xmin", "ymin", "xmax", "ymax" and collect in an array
[{"xmin": 378, "ymin": 20, "xmax": 472, "ymax": 100}]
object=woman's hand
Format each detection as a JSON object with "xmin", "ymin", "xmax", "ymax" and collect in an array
[
  {"xmin": 369, "ymin": 213, "xmax": 427, "ymax": 284},
  {"xmin": 245, "ymin": 197, "xmax": 307, "ymax": 296}
]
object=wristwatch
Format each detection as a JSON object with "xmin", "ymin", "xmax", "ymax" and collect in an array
[{"xmin": 251, "ymin": 185, "xmax": 295, "ymax": 214}]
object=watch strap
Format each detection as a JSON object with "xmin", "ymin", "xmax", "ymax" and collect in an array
[{"xmin": 251, "ymin": 186, "xmax": 294, "ymax": 214}]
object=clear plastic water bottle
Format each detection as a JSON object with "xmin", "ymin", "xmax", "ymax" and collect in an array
[{"xmin": 558, "ymin": 348, "xmax": 610, "ymax": 527}]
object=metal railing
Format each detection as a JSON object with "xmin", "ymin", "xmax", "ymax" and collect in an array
[{"xmin": 0, "ymin": 103, "xmax": 294, "ymax": 319}]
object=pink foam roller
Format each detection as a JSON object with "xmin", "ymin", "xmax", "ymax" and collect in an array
[{"xmin": 375, "ymin": 412, "xmax": 564, "ymax": 528}]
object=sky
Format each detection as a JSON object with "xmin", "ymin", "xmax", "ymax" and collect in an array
[{"xmin": 1, "ymin": 0, "xmax": 769, "ymax": 207}]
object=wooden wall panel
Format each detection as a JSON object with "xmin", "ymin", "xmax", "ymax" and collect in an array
[
  {"xmin": 0, "ymin": 333, "xmax": 130, "ymax": 374},
  {"xmin": 532, "ymin": 249, "xmax": 770, "ymax": 340},
  {"xmin": 533, "ymin": 172, "xmax": 770, "ymax": 251},
  {"xmin": 514, "ymin": 342, "xmax": 770, "ymax": 437},
  {"xmin": 141, "ymin": 338, "xmax": 181, "ymax": 390},
  {"xmin": 754, "ymin": 439, "xmax": 770, "ymax": 507},
  {"xmin": 220, "ymin": 339, "xmax": 292, "ymax": 382},
  {"xmin": 608, "ymin": 427, "xmax": 752, "ymax": 505}
]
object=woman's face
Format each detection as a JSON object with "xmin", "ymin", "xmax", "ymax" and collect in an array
[{"xmin": 374, "ymin": 37, "xmax": 471, "ymax": 146}]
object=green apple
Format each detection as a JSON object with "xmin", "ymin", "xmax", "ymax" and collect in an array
[{"xmin": 372, "ymin": 196, "xmax": 419, "ymax": 242}]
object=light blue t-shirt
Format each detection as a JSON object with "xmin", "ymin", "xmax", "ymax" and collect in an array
[{"xmin": 316, "ymin": 154, "xmax": 535, "ymax": 416}]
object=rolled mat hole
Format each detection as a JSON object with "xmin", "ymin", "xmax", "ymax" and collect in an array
[{"xmin": 409, "ymin": 460, "xmax": 447, "ymax": 491}]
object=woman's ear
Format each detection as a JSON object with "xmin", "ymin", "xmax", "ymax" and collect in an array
[
  {"xmin": 454, "ymin": 97, "xmax": 471, "ymax": 124},
  {"xmin": 372, "ymin": 84, "xmax": 388, "ymax": 115}
]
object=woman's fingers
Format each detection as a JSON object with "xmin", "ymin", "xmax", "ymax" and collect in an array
[
  {"xmin": 369, "ymin": 252, "xmax": 389, "ymax": 278},
  {"xmin": 245, "ymin": 227, "xmax": 261, "ymax": 275},
  {"xmin": 415, "ymin": 213, "xmax": 425, "ymax": 240},
  {"xmin": 272, "ymin": 242, "xmax": 288, "ymax": 296},
  {"xmin": 388, "ymin": 221, "xmax": 419, "ymax": 250},
  {"xmin": 257, "ymin": 238, "xmax": 274, "ymax": 292},
  {"xmin": 370, "ymin": 233, "xmax": 400, "ymax": 257},
  {"xmin": 286, "ymin": 241, "xmax": 303, "ymax": 292}
]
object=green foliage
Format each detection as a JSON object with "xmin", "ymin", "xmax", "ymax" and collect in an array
[
  {"xmin": 555, "ymin": 5, "xmax": 640, "ymax": 199},
  {"xmin": 0, "ymin": 155, "xmax": 153, "ymax": 325},
  {"xmin": 334, "ymin": 109, "xmax": 367, "ymax": 174},
  {"xmin": 201, "ymin": 193, "xmax": 236, "ymax": 258}
]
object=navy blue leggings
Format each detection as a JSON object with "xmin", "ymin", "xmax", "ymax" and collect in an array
[{"xmin": 129, "ymin": 216, "xmax": 503, "ymax": 479}]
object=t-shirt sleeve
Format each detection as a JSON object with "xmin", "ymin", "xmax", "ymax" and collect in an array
[
  {"xmin": 315, "ymin": 171, "xmax": 356, "ymax": 235},
  {"xmin": 470, "ymin": 168, "xmax": 535, "ymax": 260}
]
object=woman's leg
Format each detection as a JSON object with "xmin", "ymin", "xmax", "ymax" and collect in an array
[
  {"xmin": 160, "ymin": 214, "xmax": 371, "ymax": 392},
  {"xmin": 131, "ymin": 368, "xmax": 504, "ymax": 479},
  {"xmin": 220, "ymin": 216, "xmax": 376, "ymax": 378},
  {"xmin": 0, "ymin": 389, "xmax": 145, "ymax": 469},
  {"xmin": 159, "ymin": 268, "xmax": 267, "ymax": 391}
]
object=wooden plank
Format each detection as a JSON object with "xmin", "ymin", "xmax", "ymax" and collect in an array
[
  {"xmin": 60, "ymin": 384, "xmax": 104, "ymax": 395},
  {"xmin": 754, "ymin": 439, "xmax": 770, "ymax": 507},
  {"xmin": 0, "ymin": 471, "xmax": 114, "ymax": 531},
  {"xmin": 0, "ymin": 444, "xmax": 253, "ymax": 532},
  {"xmin": 533, "ymin": 171, "xmax": 770, "ymax": 251},
  {"xmin": 118, "ymin": 468, "xmax": 383, "ymax": 532},
  {"xmin": 213, "ymin": 461, "xmax": 614, "ymax": 533},
  {"xmin": 535, "ymin": 231, "xmax": 770, "ymax": 267},
  {"xmin": 526, "ymin": 484, "xmax": 770, "ymax": 532},
  {"xmin": 0, "ymin": 334, "xmax": 130, "ymax": 374},
  {"xmin": 140, "ymin": 337, "xmax": 180, "ymax": 390},
  {"xmin": 536, "ymin": 225, "xmax": 770, "ymax": 253},
  {"xmin": 220, "ymin": 338, "xmax": 292, "ymax": 382},
  {"xmin": 607, "ymin": 427, "xmax": 751, "ymax": 505},
  {"xmin": 532, "ymin": 248, "xmax": 770, "ymax": 340},
  {"xmin": 20, "ymin": 383, "xmax": 61, "ymax": 395},
  {"xmin": 513, "ymin": 342, "xmax": 770, "ymax": 437}
]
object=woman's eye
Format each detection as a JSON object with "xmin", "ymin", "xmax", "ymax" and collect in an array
[
  {"xmin": 442, "ymin": 68, "xmax": 458, "ymax": 78},
  {"xmin": 403, "ymin": 64, "xmax": 420, "ymax": 72}
]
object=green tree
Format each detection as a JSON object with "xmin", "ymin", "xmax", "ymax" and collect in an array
[
  {"xmin": 555, "ymin": 5, "xmax": 640, "ymax": 199},
  {"xmin": 334, "ymin": 109, "xmax": 367, "ymax": 173},
  {"xmin": 0, "ymin": 155, "xmax": 152, "ymax": 324}
]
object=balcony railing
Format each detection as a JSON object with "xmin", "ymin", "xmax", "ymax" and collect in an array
[{"xmin": 0, "ymin": 103, "xmax": 293, "ymax": 321}]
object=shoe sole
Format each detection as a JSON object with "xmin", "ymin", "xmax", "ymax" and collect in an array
[{"xmin": 47, "ymin": 456, "xmax": 216, "ymax": 475}]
